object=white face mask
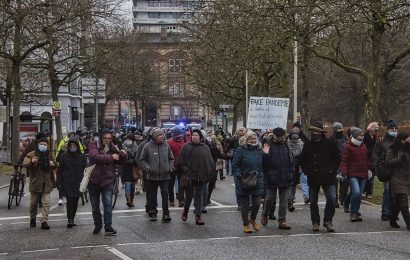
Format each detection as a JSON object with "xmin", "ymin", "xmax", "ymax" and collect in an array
[{"xmin": 351, "ymin": 137, "xmax": 363, "ymax": 146}]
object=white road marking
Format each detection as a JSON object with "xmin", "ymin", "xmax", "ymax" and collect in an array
[
  {"xmin": 105, "ymin": 246, "xmax": 133, "ymax": 260},
  {"xmin": 11, "ymin": 222, "xmax": 29, "ymax": 225},
  {"xmin": 117, "ymin": 242, "xmax": 151, "ymax": 246},
  {"xmin": 80, "ymin": 217, "xmax": 94, "ymax": 220},
  {"xmin": 361, "ymin": 200, "xmax": 380, "ymax": 207},
  {"xmin": 210, "ymin": 199, "xmax": 224, "ymax": 207},
  {"xmin": 72, "ymin": 245, "xmax": 109, "ymax": 249},
  {"xmin": 0, "ymin": 184, "xmax": 9, "ymax": 189},
  {"xmin": 118, "ymin": 215, "xmax": 142, "ymax": 218},
  {"xmin": 21, "ymin": 248, "xmax": 59, "ymax": 254},
  {"xmin": 0, "ymin": 253, "xmax": 8, "ymax": 255}
]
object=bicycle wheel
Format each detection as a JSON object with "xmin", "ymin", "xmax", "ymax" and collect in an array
[
  {"xmin": 8, "ymin": 178, "xmax": 15, "ymax": 210},
  {"xmin": 112, "ymin": 177, "xmax": 119, "ymax": 209},
  {"xmin": 15, "ymin": 177, "xmax": 23, "ymax": 206}
]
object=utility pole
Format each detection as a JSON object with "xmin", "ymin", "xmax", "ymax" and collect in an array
[
  {"xmin": 245, "ymin": 70, "xmax": 248, "ymax": 125},
  {"xmin": 293, "ymin": 40, "xmax": 298, "ymax": 123}
]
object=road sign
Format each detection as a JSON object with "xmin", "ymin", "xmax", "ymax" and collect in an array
[
  {"xmin": 212, "ymin": 117, "xmax": 223, "ymax": 125},
  {"xmin": 53, "ymin": 110, "xmax": 61, "ymax": 117},
  {"xmin": 53, "ymin": 101, "xmax": 61, "ymax": 110}
]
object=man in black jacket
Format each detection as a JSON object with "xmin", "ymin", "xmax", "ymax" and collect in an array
[{"xmin": 300, "ymin": 122, "xmax": 341, "ymax": 232}]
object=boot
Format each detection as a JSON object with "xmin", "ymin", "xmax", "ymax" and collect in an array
[
  {"xmin": 249, "ymin": 219, "xmax": 260, "ymax": 231},
  {"xmin": 181, "ymin": 209, "xmax": 188, "ymax": 222},
  {"xmin": 243, "ymin": 225, "xmax": 252, "ymax": 233},
  {"xmin": 67, "ymin": 219, "xmax": 74, "ymax": 228},
  {"xmin": 129, "ymin": 194, "xmax": 135, "ymax": 208},
  {"xmin": 195, "ymin": 214, "xmax": 205, "ymax": 225},
  {"xmin": 125, "ymin": 194, "xmax": 131, "ymax": 207}
]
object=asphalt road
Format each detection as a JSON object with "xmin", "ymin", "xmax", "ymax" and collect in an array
[{"xmin": 0, "ymin": 174, "xmax": 409, "ymax": 260}]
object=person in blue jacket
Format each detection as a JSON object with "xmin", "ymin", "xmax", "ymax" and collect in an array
[{"xmin": 232, "ymin": 131, "xmax": 264, "ymax": 233}]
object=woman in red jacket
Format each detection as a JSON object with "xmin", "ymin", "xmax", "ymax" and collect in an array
[{"xmin": 342, "ymin": 127, "xmax": 371, "ymax": 222}]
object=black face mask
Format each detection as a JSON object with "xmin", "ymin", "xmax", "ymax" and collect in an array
[
  {"xmin": 311, "ymin": 133, "xmax": 323, "ymax": 142},
  {"xmin": 335, "ymin": 132, "xmax": 343, "ymax": 138}
]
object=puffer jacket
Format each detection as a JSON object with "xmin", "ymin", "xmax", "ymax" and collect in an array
[
  {"xmin": 341, "ymin": 141, "xmax": 370, "ymax": 178},
  {"xmin": 385, "ymin": 149, "xmax": 410, "ymax": 195},
  {"xmin": 88, "ymin": 142, "xmax": 118, "ymax": 187},
  {"xmin": 232, "ymin": 144, "xmax": 264, "ymax": 196},
  {"xmin": 262, "ymin": 141, "xmax": 294, "ymax": 189},
  {"xmin": 139, "ymin": 141, "xmax": 174, "ymax": 181}
]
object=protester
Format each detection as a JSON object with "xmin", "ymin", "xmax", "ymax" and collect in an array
[
  {"xmin": 88, "ymin": 129, "xmax": 121, "ymax": 235},
  {"xmin": 177, "ymin": 129, "xmax": 214, "ymax": 225},
  {"xmin": 122, "ymin": 134, "xmax": 138, "ymax": 208},
  {"xmin": 363, "ymin": 122, "xmax": 379, "ymax": 199},
  {"xmin": 167, "ymin": 127, "xmax": 186, "ymax": 207},
  {"xmin": 286, "ymin": 128, "xmax": 304, "ymax": 211},
  {"xmin": 300, "ymin": 122, "xmax": 341, "ymax": 232},
  {"xmin": 23, "ymin": 137, "xmax": 55, "ymax": 229},
  {"xmin": 385, "ymin": 132, "xmax": 410, "ymax": 230},
  {"xmin": 57, "ymin": 137, "xmax": 87, "ymax": 227},
  {"xmin": 139, "ymin": 128, "xmax": 174, "ymax": 223},
  {"xmin": 372, "ymin": 119, "xmax": 398, "ymax": 221},
  {"xmin": 261, "ymin": 128, "xmax": 293, "ymax": 230},
  {"xmin": 341, "ymin": 127, "xmax": 370, "ymax": 222}
]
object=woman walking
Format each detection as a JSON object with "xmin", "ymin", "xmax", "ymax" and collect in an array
[
  {"xmin": 385, "ymin": 132, "xmax": 410, "ymax": 230},
  {"xmin": 176, "ymin": 129, "xmax": 215, "ymax": 225},
  {"xmin": 232, "ymin": 131, "xmax": 264, "ymax": 233},
  {"xmin": 122, "ymin": 134, "xmax": 139, "ymax": 208},
  {"xmin": 57, "ymin": 137, "xmax": 87, "ymax": 227}
]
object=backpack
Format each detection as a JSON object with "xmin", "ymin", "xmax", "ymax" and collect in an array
[{"xmin": 374, "ymin": 143, "xmax": 393, "ymax": 182}]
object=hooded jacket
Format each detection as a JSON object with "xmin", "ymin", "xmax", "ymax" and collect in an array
[{"xmin": 139, "ymin": 140, "xmax": 174, "ymax": 181}]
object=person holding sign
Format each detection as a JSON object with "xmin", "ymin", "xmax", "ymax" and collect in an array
[{"xmin": 260, "ymin": 128, "xmax": 294, "ymax": 230}]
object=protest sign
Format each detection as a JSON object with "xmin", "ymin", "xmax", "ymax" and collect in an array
[{"xmin": 247, "ymin": 97, "xmax": 290, "ymax": 129}]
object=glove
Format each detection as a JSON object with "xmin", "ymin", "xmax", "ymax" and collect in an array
[
  {"xmin": 336, "ymin": 173, "xmax": 343, "ymax": 181},
  {"xmin": 367, "ymin": 170, "xmax": 373, "ymax": 180}
]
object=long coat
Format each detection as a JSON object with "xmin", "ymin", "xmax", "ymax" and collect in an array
[
  {"xmin": 23, "ymin": 150, "xmax": 55, "ymax": 193},
  {"xmin": 232, "ymin": 145, "xmax": 264, "ymax": 196},
  {"xmin": 386, "ymin": 149, "xmax": 410, "ymax": 195},
  {"xmin": 57, "ymin": 152, "xmax": 87, "ymax": 197}
]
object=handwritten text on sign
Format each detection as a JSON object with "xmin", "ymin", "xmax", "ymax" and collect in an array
[{"xmin": 247, "ymin": 97, "xmax": 290, "ymax": 129}]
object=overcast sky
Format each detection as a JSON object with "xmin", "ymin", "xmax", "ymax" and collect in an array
[{"xmin": 120, "ymin": 0, "xmax": 133, "ymax": 26}]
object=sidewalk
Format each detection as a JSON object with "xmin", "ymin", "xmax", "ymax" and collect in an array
[{"xmin": 0, "ymin": 175, "xmax": 11, "ymax": 189}]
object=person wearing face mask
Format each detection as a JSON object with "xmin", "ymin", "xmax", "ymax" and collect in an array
[
  {"xmin": 287, "ymin": 129, "xmax": 305, "ymax": 212},
  {"xmin": 341, "ymin": 128, "xmax": 371, "ymax": 222},
  {"xmin": 363, "ymin": 122, "xmax": 379, "ymax": 199},
  {"xmin": 300, "ymin": 122, "xmax": 341, "ymax": 232},
  {"xmin": 260, "ymin": 128, "xmax": 294, "ymax": 230},
  {"xmin": 56, "ymin": 137, "xmax": 87, "ymax": 227},
  {"xmin": 232, "ymin": 131, "xmax": 264, "ymax": 233},
  {"xmin": 122, "ymin": 134, "xmax": 138, "ymax": 208},
  {"xmin": 385, "ymin": 132, "xmax": 410, "ymax": 230},
  {"xmin": 167, "ymin": 127, "xmax": 186, "ymax": 207},
  {"xmin": 139, "ymin": 128, "xmax": 174, "ymax": 223},
  {"xmin": 176, "ymin": 129, "xmax": 214, "ymax": 225},
  {"xmin": 23, "ymin": 138, "xmax": 55, "ymax": 230},
  {"xmin": 329, "ymin": 122, "xmax": 349, "ymax": 210},
  {"xmin": 372, "ymin": 119, "xmax": 399, "ymax": 221}
]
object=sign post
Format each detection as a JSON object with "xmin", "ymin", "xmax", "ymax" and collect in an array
[
  {"xmin": 247, "ymin": 97, "xmax": 290, "ymax": 130},
  {"xmin": 52, "ymin": 101, "xmax": 61, "ymax": 117}
]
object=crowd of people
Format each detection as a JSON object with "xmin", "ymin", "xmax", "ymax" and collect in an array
[{"xmin": 18, "ymin": 119, "xmax": 410, "ymax": 235}]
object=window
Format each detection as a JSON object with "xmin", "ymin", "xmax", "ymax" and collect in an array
[
  {"xmin": 169, "ymin": 58, "xmax": 184, "ymax": 72},
  {"xmin": 169, "ymin": 83, "xmax": 185, "ymax": 97},
  {"xmin": 148, "ymin": 1, "xmax": 159, "ymax": 7},
  {"xmin": 159, "ymin": 1, "xmax": 169, "ymax": 7},
  {"xmin": 170, "ymin": 105, "xmax": 182, "ymax": 120},
  {"xmin": 148, "ymin": 12, "xmax": 160, "ymax": 19}
]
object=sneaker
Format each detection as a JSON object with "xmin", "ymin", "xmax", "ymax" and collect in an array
[
  {"xmin": 261, "ymin": 215, "xmax": 268, "ymax": 226},
  {"xmin": 278, "ymin": 221, "xmax": 291, "ymax": 230},
  {"xmin": 357, "ymin": 215, "xmax": 363, "ymax": 222},
  {"xmin": 304, "ymin": 197, "xmax": 310, "ymax": 204},
  {"xmin": 288, "ymin": 203, "xmax": 295, "ymax": 212},
  {"xmin": 381, "ymin": 214, "xmax": 389, "ymax": 221},
  {"xmin": 243, "ymin": 225, "xmax": 252, "ymax": 233},
  {"xmin": 93, "ymin": 225, "xmax": 102, "ymax": 234},
  {"xmin": 67, "ymin": 219, "xmax": 74, "ymax": 228},
  {"xmin": 350, "ymin": 213, "xmax": 358, "ymax": 222},
  {"xmin": 149, "ymin": 212, "xmax": 157, "ymax": 222},
  {"xmin": 323, "ymin": 222, "xmax": 335, "ymax": 232},
  {"xmin": 312, "ymin": 223, "xmax": 320, "ymax": 232},
  {"xmin": 58, "ymin": 199, "xmax": 63, "ymax": 206},
  {"xmin": 30, "ymin": 219, "xmax": 36, "ymax": 228},
  {"xmin": 249, "ymin": 219, "xmax": 260, "ymax": 231},
  {"xmin": 41, "ymin": 222, "xmax": 50, "ymax": 230},
  {"xmin": 135, "ymin": 191, "xmax": 141, "ymax": 195},
  {"xmin": 162, "ymin": 215, "xmax": 171, "ymax": 223},
  {"xmin": 105, "ymin": 226, "xmax": 117, "ymax": 236}
]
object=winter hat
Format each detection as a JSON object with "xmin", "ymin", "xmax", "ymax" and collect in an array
[
  {"xmin": 151, "ymin": 128, "xmax": 164, "ymax": 139},
  {"xmin": 36, "ymin": 137, "xmax": 49, "ymax": 144},
  {"xmin": 35, "ymin": 131, "xmax": 47, "ymax": 140},
  {"xmin": 367, "ymin": 122, "xmax": 379, "ymax": 131},
  {"xmin": 386, "ymin": 119, "xmax": 398, "ymax": 129},
  {"xmin": 126, "ymin": 134, "xmax": 135, "ymax": 142},
  {"xmin": 272, "ymin": 127, "xmax": 285, "ymax": 137},
  {"xmin": 192, "ymin": 129, "xmax": 204, "ymax": 141},
  {"xmin": 288, "ymin": 128, "xmax": 300, "ymax": 140},
  {"xmin": 350, "ymin": 127, "xmax": 363, "ymax": 139},
  {"xmin": 172, "ymin": 127, "xmax": 183, "ymax": 137},
  {"xmin": 308, "ymin": 122, "xmax": 326, "ymax": 133},
  {"xmin": 332, "ymin": 122, "xmax": 343, "ymax": 132},
  {"xmin": 239, "ymin": 131, "xmax": 258, "ymax": 147}
]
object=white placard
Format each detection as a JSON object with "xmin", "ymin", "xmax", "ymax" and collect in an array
[{"xmin": 247, "ymin": 97, "xmax": 290, "ymax": 130}]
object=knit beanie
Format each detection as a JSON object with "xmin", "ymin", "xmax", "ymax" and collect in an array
[
  {"xmin": 152, "ymin": 128, "xmax": 164, "ymax": 139},
  {"xmin": 332, "ymin": 122, "xmax": 343, "ymax": 132},
  {"xmin": 386, "ymin": 119, "xmax": 398, "ymax": 129},
  {"xmin": 172, "ymin": 127, "xmax": 183, "ymax": 137},
  {"xmin": 350, "ymin": 127, "xmax": 363, "ymax": 139},
  {"xmin": 272, "ymin": 127, "xmax": 285, "ymax": 137}
]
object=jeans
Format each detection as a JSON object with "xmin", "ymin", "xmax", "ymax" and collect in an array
[
  {"xmin": 263, "ymin": 187, "xmax": 288, "ymax": 222},
  {"xmin": 309, "ymin": 185, "xmax": 336, "ymax": 224},
  {"xmin": 300, "ymin": 172, "xmax": 309, "ymax": 199},
  {"xmin": 30, "ymin": 192, "xmax": 51, "ymax": 223},
  {"xmin": 184, "ymin": 182, "xmax": 204, "ymax": 214},
  {"xmin": 349, "ymin": 177, "xmax": 366, "ymax": 214},
  {"xmin": 66, "ymin": 196, "xmax": 79, "ymax": 220},
  {"xmin": 225, "ymin": 159, "xmax": 231, "ymax": 174},
  {"xmin": 88, "ymin": 183, "xmax": 113, "ymax": 228},
  {"xmin": 146, "ymin": 179, "xmax": 170, "ymax": 216},
  {"xmin": 202, "ymin": 182, "xmax": 209, "ymax": 210},
  {"xmin": 241, "ymin": 196, "xmax": 261, "ymax": 225},
  {"xmin": 382, "ymin": 181, "xmax": 392, "ymax": 216},
  {"xmin": 124, "ymin": 182, "xmax": 135, "ymax": 194},
  {"xmin": 288, "ymin": 185, "xmax": 296, "ymax": 204}
]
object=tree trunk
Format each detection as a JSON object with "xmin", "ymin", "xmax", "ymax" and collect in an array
[
  {"xmin": 11, "ymin": 62, "xmax": 21, "ymax": 163},
  {"xmin": 232, "ymin": 103, "xmax": 239, "ymax": 134},
  {"xmin": 300, "ymin": 45, "xmax": 311, "ymax": 128},
  {"xmin": 49, "ymin": 67, "xmax": 63, "ymax": 144}
]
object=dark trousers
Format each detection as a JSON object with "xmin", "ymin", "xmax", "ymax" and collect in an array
[
  {"xmin": 364, "ymin": 176, "xmax": 374, "ymax": 196},
  {"xmin": 146, "ymin": 179, "xmax": 170, "ymax": 216},
  {"xmin": 207, "ymin": 170, "xmax": 218, "ymax": 204},
  {"xmin": 66, "ymin": 196, "xmax": 79, "ymax": 220},
  {"xmin": 184, "ymin": 182, "xmax": 204, "ymax": 214},
  {"xmin": 391, "ymin": 193, "xmax": 410, "ymax": 228},
  {"xmin": 339, "ymin": 180, "xmax": 349, "ymax": 205},
  {"xmin": 88, "ymin": 183, "xmax": 113, "ymax": 228},
  {"xmin": 309, "ymin": 184, "xmax": 336, "ymax": 224},
  {"xmin": 169, "ymin": 171, "xmax": 177, "ymax": 202},
  {"xmin": 241, "ymin": 196, "xmax": 261, "ymax": 226}
]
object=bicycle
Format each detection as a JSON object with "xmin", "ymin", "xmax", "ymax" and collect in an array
[
  {"xmin": 111, "ymin": 165, "xmax": 120, "ymax": 209},
  {"xmin": 7, "ymin": 164, "xmax": 25, "ymax": 210}
]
